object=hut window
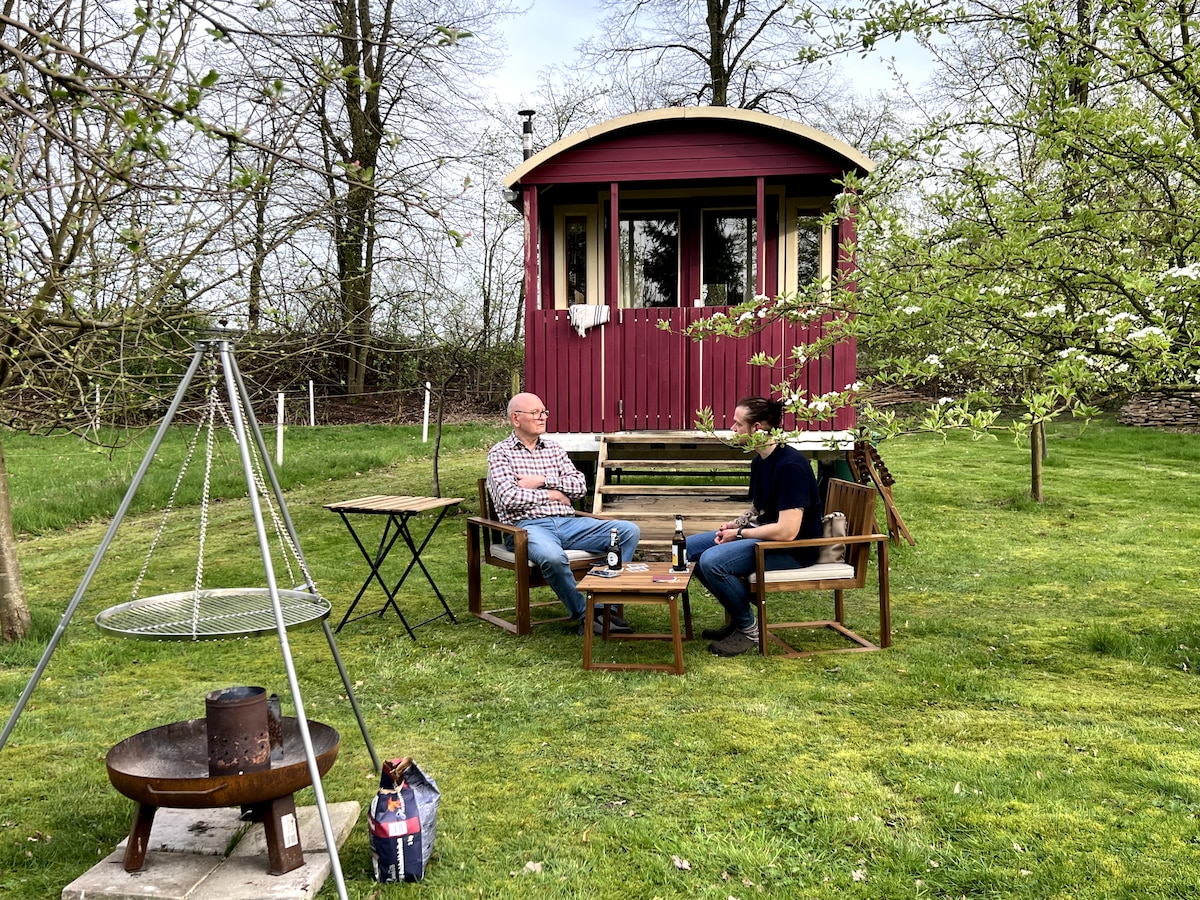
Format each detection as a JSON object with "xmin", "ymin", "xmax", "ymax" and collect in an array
[
  {"xmin": 554, "ymin": 206, "xmax": 599, "ymax": 308},
  {"xmin": 565, "ymin": 216, "xmax": 588, "ymax": 305},
  {"xmin": 618, "ymin": 213, "xmax": 679, "ymax": 308},
  {"xmin": 701, "ymin": 210, "xmax": 756, "ymax": 306},
  {"xmin": 784, "ymin": 203, "xmax": 833, "ymax": 296},
  {"xmin": 795, "ymin": 215, "xmax": 821, "ymax": 287}
]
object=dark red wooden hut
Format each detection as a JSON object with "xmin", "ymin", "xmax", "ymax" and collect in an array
[{"xmin": 503, "ymin": 106, "xmax": 872, "ymax": 441}]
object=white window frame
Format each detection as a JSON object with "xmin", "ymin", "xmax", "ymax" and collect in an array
[
  {"xmin": 553, "ymin": 205, "xmax": 601, "ymax": 310},
  {"xmin": 616, "ymin": 209, "xmax": 681, "ymax": 309},
  {"xmin": 783, "ymin": 199, "xmax": 833, "ymax": 296}
]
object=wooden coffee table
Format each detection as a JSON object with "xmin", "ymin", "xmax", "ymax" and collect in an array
[{"xmin": 579, "ymin": 562, "xmax": 694, "ymax": 675}]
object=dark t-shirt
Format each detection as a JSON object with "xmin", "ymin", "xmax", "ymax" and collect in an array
[{"xmin": 750, "ymin": 444, "xmax": 823, "ymax": 564}]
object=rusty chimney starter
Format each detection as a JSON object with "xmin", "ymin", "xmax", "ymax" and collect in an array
[
  {"xmin": 519, "ymin": 108, "xmax": 536, "ymax": 160},
  {"xmin": 206, "ymin": 686, "xmax": 271, "ymax": 776}
]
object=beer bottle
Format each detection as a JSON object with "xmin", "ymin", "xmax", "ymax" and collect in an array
[
  {"xmin": 671, "ymin": 514, "xmax": 688, "ymax": 571},
  {"xmin": 606, "ymin": 527, "xmax": 622, "ymax": 571}
]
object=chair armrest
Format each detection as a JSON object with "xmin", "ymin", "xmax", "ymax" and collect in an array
[
  {"xmin": 753, "ymin": 533, "xmax": 887, "ymax": 553},
  {"xmin": 466, "ymin": 515, "xmax": 527, "ymax": 538},
  {"xmin": 467, "ymin": 515, "xmax": 537, "ymax": 569}
]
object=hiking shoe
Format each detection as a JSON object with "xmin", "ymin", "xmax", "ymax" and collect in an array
[
  {"xmin": 708, "ymin": 630, "xmax": 759, "ymax": 657},
  {"xmin": 598, "ymin": 609, "xmax": 631, "ymax": 630},
  {"xmin": 578, "ymin": 612, "xmax": 633, "ymax": 636},
  {"xmin": 701, "ymin": 621, "xmax": 738, "ymax": 641}
]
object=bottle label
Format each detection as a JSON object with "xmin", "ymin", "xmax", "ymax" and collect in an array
[
  {"xmin": 672, "ymin": 543, "xmax": 687, "ymax": 570},
  {"xmin": 607, "ymin": 550, "xmax": 620, "ymax": 569}
]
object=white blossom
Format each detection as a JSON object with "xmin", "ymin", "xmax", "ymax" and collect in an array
[
  {"xmin": 924, "ymin": 354, "xmax": 942, "ymax": 367},
  {"xmin": 1129, "ymin": 326, "xmax": 1166, "ymax": 342},
  {"xmin": 1165, "ymin": 263, "xmax": 1200, "ymax": 279},
  {"xmin": 901, "ymin": 305, "xmax": 922, "ymax": 315}
]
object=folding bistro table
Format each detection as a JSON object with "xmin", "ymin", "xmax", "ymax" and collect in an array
[{"xmin": 325, "ymin": 495, "xmax": 462, "ymax": 637}]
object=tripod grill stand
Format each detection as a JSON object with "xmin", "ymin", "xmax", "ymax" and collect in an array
[{"xmin": 1, "ymin": 339, "xmax": 377, "ymax": 900}]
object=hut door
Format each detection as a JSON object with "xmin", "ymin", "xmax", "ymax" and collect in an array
[{"xmin": 607, "ymin": 307, "xmax": 695, "ymax": 431}]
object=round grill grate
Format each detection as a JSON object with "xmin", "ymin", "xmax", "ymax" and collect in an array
[{"xmin": 95, "ymin": 588, "xmax": 331, "ymax": 641}]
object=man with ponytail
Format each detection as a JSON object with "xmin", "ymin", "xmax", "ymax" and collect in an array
[{"xmin": 686, "ymin": 397, "xmax": 823, "ymax": 656}]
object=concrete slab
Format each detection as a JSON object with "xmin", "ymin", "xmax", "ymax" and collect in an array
[
  {"xmin": 61, "ymin": 802, "xmax": 361, "ymax": 900},
  {"xmin": 115, "ymin": 806, "xmax": 249, "ymax": 856},
  {"xmin": 191, "ymin": 802, "xmax": 360, "ymax": 900},
  {"xmin": 62, "ymin": 849, "xmax": 224, "ymax": 900},
  {"xmin": 232, "ymin": 801, "xmax": 359, "ymax": 856}
]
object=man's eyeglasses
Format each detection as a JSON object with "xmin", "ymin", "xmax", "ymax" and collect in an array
[{"xmin": 515, "ymin": 409, "xmax": 550, "ymax": 418}]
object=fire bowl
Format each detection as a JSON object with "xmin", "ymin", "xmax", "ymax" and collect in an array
[{"xmin": 106, "ymin": 717, "xmax": 339, "ymax": 809}]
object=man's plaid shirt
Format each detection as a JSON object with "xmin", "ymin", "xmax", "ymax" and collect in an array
[{"xmin": 485, "ymin": 432, "xmax": 586, "ymax": 525}]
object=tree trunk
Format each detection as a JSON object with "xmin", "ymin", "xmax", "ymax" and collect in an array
[
  {"xmin": 1030, "ymin": 421, "xmax": 1045, "ymax": 503},
  {"xmin": 340, "ymin": 177, "xmax": 375, "ymax": 396},
  {"xmin": 706, "ymin": 0, "xmax": 730, "ymax": 106},
  {"xmin": 247, "ymin": 185, "xmax": 268, "ymax": 331},
  {"xmin": 0, "ymin": 441, "xmax": 31, "ymax": 642}
]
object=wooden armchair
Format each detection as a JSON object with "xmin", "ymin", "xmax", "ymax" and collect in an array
[
  {"xmin": 748, "ymin": 478, "xmax": 891, "ymax": 658},
  {"xmin": 466, "ymin": 478, "xmax": 605, "ymax": 635}
]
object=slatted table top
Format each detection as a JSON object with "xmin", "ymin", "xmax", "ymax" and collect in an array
[
  {"xmin": 578, "ymin": 562, "xmax": 694, "ymax": 596},
  {"xmin": 324, "ymin": 495, "xmax": 463, "ymax": 515}
]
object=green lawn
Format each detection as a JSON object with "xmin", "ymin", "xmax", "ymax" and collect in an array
[{"xmin": 1, "ymin": 419, "xmax": 1199, "ymax": 898}]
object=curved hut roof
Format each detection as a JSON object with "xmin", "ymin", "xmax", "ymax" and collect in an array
[{"xmin": 504, "ymin": 106, "xmax": 874, "ymax": 189}]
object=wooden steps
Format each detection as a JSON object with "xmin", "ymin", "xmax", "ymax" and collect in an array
[
  {"xmin": 592, "ymin": 433, "xmax": 751, "ymax": 552},
  {"xmin": 600, "ymin": 458, "xmax": 752, "ymax": 475},
  {"xmin": 584, "ymin": 432, "xmax": 916, "ymax": 554}
]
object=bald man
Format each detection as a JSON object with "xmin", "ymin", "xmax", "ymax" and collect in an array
[{"xmin": 486, "ymin": 393, "xmax": 640, "ymax": 634}]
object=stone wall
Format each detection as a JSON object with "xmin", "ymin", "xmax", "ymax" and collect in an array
[{"xmin": 1119, "ymin": 389, "xmax": 1200, "ymax": 429}]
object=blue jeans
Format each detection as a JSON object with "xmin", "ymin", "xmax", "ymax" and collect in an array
[
  {"xmin": 511, "ymin": 516, "xmax": 640, "ymax": 619},
  {"xmin": 686, "ymin": 531, "xmax": 800, "ymax": 629}
]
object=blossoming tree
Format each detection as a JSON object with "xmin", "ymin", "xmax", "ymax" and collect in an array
[{"xmin": 687, "ymin": 0, "xmax": 1200, "ymax": 501}]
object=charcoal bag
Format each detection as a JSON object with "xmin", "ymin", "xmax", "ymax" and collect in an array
[{"xmin": 368, "ymin": 757, "xmax": 440, "ymax": 883}]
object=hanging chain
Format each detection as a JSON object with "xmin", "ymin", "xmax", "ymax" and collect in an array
[
  {"xmin": 191, "ymin": 381, "xmax": 220, "ymax": 637},
  {"xmin": 130, "ymin": 348, "xmax": 318, "ymax": 632},
  {"xmin": 130, "ymin": 389, "xmax": 210, "ymax": 603},
  {"xmin": 215, "ymin": 391, "xmax": 316, "ymax": 594}
]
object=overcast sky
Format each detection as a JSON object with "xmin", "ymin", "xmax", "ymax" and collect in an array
[
  {"xmin": 484, "ymin": 0, "xmax": 933, "ymax": 106},
  {"xmin": 485, "ymin": 0, "xmax": 601, "ymax": 105}
]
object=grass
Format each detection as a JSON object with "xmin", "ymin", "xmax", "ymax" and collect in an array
[{"xmin": 2, "ymin": 418, "xmax": 1200, "ymax": 898}]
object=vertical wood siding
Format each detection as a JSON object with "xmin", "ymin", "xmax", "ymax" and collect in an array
[{"xmin": 528, "ymin": 309, "xmax": 856, "ymax": 433}]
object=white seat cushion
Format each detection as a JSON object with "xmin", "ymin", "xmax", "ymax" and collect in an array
[
  {"xmin": 488, "ymin": 544, "xmax": 605, "ymax": 566},
  {"xmin": 748, "ymin": 562, "xmax": 855, "ymax": 584}
]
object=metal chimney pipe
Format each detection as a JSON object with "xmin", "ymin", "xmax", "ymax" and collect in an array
[{"xmin": 519, "ymin": 108, "xmax": 536, "ymax": 160}]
